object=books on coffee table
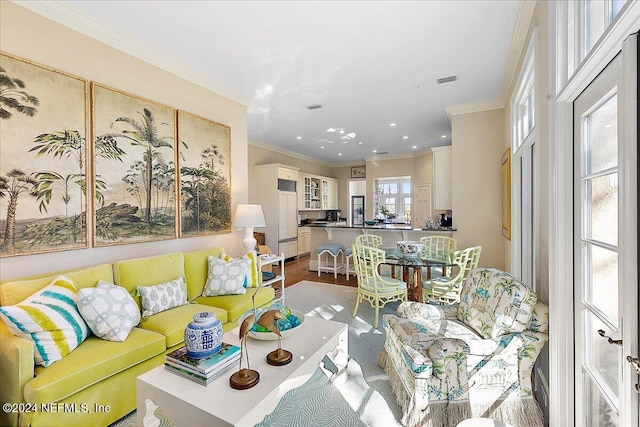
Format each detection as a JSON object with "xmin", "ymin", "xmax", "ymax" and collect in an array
[{"xmin": 165, "ymin": 343, "xmax": 240, "ymax": 385}]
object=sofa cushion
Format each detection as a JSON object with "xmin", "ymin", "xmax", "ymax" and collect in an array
[
  {"xmin": 457, "ymin": 268, "xmax": 537, "ymax": 339},
  {"xmin": 113, "ymin": 252, "xmax": 185, "ymax": 309},
  {"xmin": 77, "ymin": 281, "xmax": 141, "ymax": 341},
  {"xmin": 184, "ymin": 247, "xmax": 224, "ymax": 300},
  {"xmin": 194, "ymin": 287, "xmax": 275, "ymax": 322},
  {"xmin": 137, "ymin": 276, "xmax": 189, "ymax": 319},
  {"xmin": 0, "ymin": 276, "xmax": 89, "ymax": 367},
  {"xmin": 221, "ymin": 250, "xmax": 262, "ymax": 288},
  {"xmin": 203, "ymin": 256, "xmax": 249, "ymax": 296},
  {"xmin": 137, "ymin": 303, "xmax": 227, "ymax": 348},
  {"xmin": 24, "ymin": 327, "xmax": 164, "ymax": 404},
  {"xmin": 0, "ymin": 264, "xmax": 114, "ymax": 306}
]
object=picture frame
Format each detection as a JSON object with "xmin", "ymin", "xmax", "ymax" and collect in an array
[
  {"xmin": 0, "ymin": 52, "xmax": 89, "ymax": 257},
  {"xmin": 91, "ymin": 83, "xmax": 177, "ymax": 247},
  {"xmin": 177, "ymin": 110, "xmax": 231, "ymax": 237},
  {"xmin": 501, "ymin": 147, "xmax": 511, "ymax": 240},
  {"xmin": 351, "ymin": 166, "xmax": 366, "ymax": 178}
]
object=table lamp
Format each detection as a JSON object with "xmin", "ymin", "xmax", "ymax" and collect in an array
[{"xmin": 233, "ymin": 204, "xmax": 266, "ymax": 253}]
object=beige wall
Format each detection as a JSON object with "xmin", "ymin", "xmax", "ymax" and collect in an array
[
  {"xmin": 451, "ymin": 109, "xmax": 505, "ymax": 270},
  {"xmin": 0, "ymin": 3, "xmax": 249, "ymax": 281},
  {"xmin": 412, "ymin": 151, "xmax": 434, "ymax": 186}
]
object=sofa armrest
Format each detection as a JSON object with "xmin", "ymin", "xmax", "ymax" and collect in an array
[
  {"xmin": 0, "ymin": 322, "xmax": 35, "ymax": 427},
  {"xmin": 397, "ymin": 301, "xmax": 459, "ymax": 321}
]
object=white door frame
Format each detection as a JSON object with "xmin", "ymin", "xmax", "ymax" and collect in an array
[{"xmin": 550, "ymin": 3, "xmax": 640, "ymax": 425}]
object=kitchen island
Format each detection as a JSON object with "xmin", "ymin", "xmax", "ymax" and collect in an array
[{"xmin": 306, "ymin": 223, "xmax": 456, "ymax": 274}]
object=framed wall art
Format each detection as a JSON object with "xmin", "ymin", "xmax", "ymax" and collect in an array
[
  {"xmin": 91, "ymin": 83, "xmax": 177, "ymax": 246},
  {"xmin": 0, "ymin": 52, "xmax": 89, "ymax": 257},
  {"xmin": 501, "ymin": 147, "xmax": 511, "ymax": 240},
  {"xmin": 351, "ymin": 166, "xmax": 366, "ymax": 178},
  {"xmin": 177, "ymin": 110, "xmax": 231, "ymax": 237}
]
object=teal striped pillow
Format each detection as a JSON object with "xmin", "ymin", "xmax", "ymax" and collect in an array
[{"xmin": 0, "ymin": 275, "xmax": 89, "ymax": 367}]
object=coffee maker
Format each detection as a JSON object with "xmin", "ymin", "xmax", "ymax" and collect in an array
[{"xmin": 326, "ymin": 210, "xmax": 341, "ymax": 222}]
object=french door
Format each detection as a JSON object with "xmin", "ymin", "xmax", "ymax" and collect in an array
[{"xmin": 573, "ymin": 36, "xmax": 639, "ymax": 426}]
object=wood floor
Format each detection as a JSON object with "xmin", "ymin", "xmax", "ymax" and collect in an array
[{"xmin": 273, "ymin": 254, "xmax": 356, "ymax": 289}]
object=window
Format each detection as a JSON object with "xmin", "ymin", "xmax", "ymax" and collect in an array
[
  {"xmin": 374, "ymin": 177, "xmax": 411, "ymax": 223},
  {"xmin": 581, "ymin": 0, "xmax": 629, "ymax": 60}
]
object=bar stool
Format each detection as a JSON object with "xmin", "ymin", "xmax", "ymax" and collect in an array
[
  {"xmin": 344, "ymin": 246, "xmax": 355, "ymax": 280},
  {"xmin": 317, "ymin": 243, "xmax": 345, "ymax": 279}
]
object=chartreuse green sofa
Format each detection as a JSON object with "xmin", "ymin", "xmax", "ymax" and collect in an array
[{"xmin": 0, "ymin": 247, "xmax": 275, "ymax": 427}]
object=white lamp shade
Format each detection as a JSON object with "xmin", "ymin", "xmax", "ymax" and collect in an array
[{"xmin": 233, "ymin": 204, "xmax": 266, "ymax": 228}]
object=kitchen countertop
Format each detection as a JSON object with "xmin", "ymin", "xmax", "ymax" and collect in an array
[{"xmin": 304, "ymin": 222, "xmax": 456, "ymax": 231}]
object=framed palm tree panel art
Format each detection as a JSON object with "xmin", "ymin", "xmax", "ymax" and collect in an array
[
  {"xmin": 177, "ymin": 110, "xmax": 231, "ymax": 237},
  {"xmin": 91, "ymin": 83, "xmax": 177, "ymax": 247},
  {"xmin": 0, "ymin": 52, "xmax": 89, "ymax": 257}
]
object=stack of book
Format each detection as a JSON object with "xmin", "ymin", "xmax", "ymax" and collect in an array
[{"xmin": 165, "ymin": 342, "xmax": 241, "ymax": 386}]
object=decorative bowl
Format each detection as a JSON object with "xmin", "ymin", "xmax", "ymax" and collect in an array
[
  {"xmin": 364, "ymin": 220, "xmax": 377, "ymax": 226},
  {"xmin": 397, "ymin": 241, "xmax": 424, "ymax": 258},
  {"xmin": 248, "ymin": 309, "xmax": 305, "ymax": 340}
]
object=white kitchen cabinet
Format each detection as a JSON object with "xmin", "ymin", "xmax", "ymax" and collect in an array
[
  {"xmin": 431, "ymin": 146, "xmax": 452, "ymax": 210},
  {"xmin": 299, "ymin": 174, "xmax": 338, "ymax": 211},
  {"xmin": 297, "ymin": 227, "xmax": 311, "ymax": 256},
  {"xmin": 325, "ymin": 178, "xmax": 339, "ymax": 210},
  {"xmin": 250, "ymin": 164, "xmax": 300, "ymax": 257}
]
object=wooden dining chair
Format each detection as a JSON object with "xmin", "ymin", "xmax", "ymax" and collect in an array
[{"xmin": 351, "ymin": 244, "xmax": 407, "ymax": 328}]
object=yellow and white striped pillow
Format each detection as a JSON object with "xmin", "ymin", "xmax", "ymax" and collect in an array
[
  {"xmin": 0, "ymin": 275, "xmax": 89, "ymax": 367},
  {"xmin": 220, "ymin": 250, "xmax": 262, "ymax": 288}
]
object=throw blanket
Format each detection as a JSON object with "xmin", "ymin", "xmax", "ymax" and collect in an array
[{"xmin": 256, "ymin": 349, "xmax": 399, "ymax": 427}]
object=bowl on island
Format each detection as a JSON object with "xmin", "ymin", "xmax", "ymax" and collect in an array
[
  {"xmin": 397, "ymin": 241, "xmax": 424, "ymax": 258},
  {"xmin": 364, "ymin": 220, "xmax": 377, "ymax": 226}
]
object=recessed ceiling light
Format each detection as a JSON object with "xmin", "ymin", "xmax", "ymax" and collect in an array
[
  {"xmin": 296, "ymin": 136, "xmax": 302, "ymax": 140},
  {"xmin": 403, "ymin": 136, "xmax": 408, "ymax": 139},
  {"xmin": 339, "ymin": 130, "xmax": 344, "ymax": 134},
  {"xmin": 338, "ymin": 153, "xmax": 342, "ymax": 156},
  {"xmin": 358, "ymin": 141, "xmax": 363, "ymax": 145},
  {"xmin": 373, "ymin": 149, "xmax": 378, "ymax": 153},
  {"xmin": 441, "ymin": 135, "xmax": 447, "ymax": 139},
  {"xmin": 320, "ymin": 146, "xmax": 325, "ymax": 149},
  {"xmin": 389, "ymin": 123, "xmax": 396, "ymax": 127},
  {"xmin": 412, "ymin": 145, "xmax": 417, "ymax": 149}
]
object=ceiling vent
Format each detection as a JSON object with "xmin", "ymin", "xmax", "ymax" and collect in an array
[
  {"xmin": 376, "ymin": 151, "xmax": 389, "ymax": 155},
  {"xmin": 436, "ymin": 75, "xmax": 458, "ymax": 84},
  {"xmin": 306, "ymin": 104, "xmax": 323, "ymax": 110}
]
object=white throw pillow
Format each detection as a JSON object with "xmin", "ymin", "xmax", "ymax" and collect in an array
[
  {"xmin": 0, "ymin": 275, "xmax": 89, "ymax": 367},
  {"xmin": 137, "ymin": 276, "xmax": 188, "ymax": 319},
  {"xmin": 203, "ymin": 256, "xmax": 250, "ymax": 296},
  {"xmin": 220, "ymin": 250, "xmax": 262, "ymax": 288},
  {"xmin": 78, "ymin": 281, "xmax": 141, "ymax": 341}
]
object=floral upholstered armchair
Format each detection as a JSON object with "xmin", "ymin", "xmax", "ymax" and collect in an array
[{"xmin": 379, "ymin": 268, "xmax": 549, "ymax": 427}]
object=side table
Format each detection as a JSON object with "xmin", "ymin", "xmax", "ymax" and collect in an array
[{"xmin": 258, "ymin": 253, "xmax": 285, "ymax": 304}]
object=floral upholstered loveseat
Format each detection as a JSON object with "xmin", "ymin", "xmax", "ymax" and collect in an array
[{"xmin": 379, "ymin": 268, "xmax": 548, "ymax": 427}]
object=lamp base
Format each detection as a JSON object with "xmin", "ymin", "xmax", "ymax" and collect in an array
[
  {"xmin": 242, "ymin": 227, "xmax": 257, "ymax": 253},
  {"xmin": 266, "ymin": 348, "xmax": 292, "ymax": 366},
  {"xmin": 229, "ymin": 368, "xmax": 260, "ymax": 390}
]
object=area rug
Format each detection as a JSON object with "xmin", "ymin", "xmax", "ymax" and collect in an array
[{"xmin": 109, "ymin": 280, "xmax": 403, "ymax": 427}]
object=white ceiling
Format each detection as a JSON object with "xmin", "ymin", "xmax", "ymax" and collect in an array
[{"xmin": 60, "ymin": 0, "xmax": 520, "ymax": 165}]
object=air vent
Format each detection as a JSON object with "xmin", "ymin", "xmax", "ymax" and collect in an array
[
  {"xmin": 306, "ymin": 104, "xmax": 323, "ymax": 110},
  {"xmin": 436, "ymin": 75, "xmax": 458, "ymax": 84},
  {"xmin": 376, "ymin": 151, "xmax": 389, "ymax": 155}
]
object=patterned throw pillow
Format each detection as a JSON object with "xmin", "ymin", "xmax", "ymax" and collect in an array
[
  {"xmin": 78, "ymin": 281, "xmax": 141, "ymax": 341},
  {"xmin": 457, "ymin": 268, "xmax": 537, "ymax": 339},
  {"xmin": 0, "ymin": 275, "xmax": 89, "ymax": 367},
  {"xmin": 203, "ymin": 256, "xmax": 250, "ymax": 296},
  {"xmin": 220, "ymin": 250, "xmax": 262, "ymax": 288},
  {"xmin": 137, "ymin": 276, "xmax": 188, "ymax": 319}
]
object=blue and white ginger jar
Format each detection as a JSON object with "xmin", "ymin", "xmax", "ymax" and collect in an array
[{"xmin": 184, "ymin": 312, "xmax": 223, "ymax": 359}]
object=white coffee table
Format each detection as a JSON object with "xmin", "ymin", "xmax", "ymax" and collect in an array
[{"xmin": 136, "ymin": 316, "xmax": 348, "ymax": 427}]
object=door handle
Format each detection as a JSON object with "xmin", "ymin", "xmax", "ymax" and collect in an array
[
  {"xmin": 628, "ymin": 356, "xmax": 640, "ymax": 393},
  {"xmin": 597, "ymin": 329, "xmax": 622, "ymax": 346}
]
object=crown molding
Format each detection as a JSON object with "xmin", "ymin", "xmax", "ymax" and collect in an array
[
  {"xmin": 446, "ymin": 99, "xmax": 504, "ymax": 119},
  {"xmin": 498, "ymin": 0, "xmax": 538, "ymax": 104},
  {"xmin": 248, "ymin": 139, "xmax": 335, "ymax": 167},
  {"xmin": 11, "ymin": 0, "xmax": 251, "ymax": 107}
]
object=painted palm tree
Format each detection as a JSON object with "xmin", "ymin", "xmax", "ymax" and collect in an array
[
  {"xmin": 0, "ymin": 170, "xmax": 37, "ymax": 253},
  {"xmin": 180, "ymin": 165, "xmax": 215, "ymax": 232},
  {"xmin": 104, "ymin": 108, "xmax": 173, "ymax": 226},
  {"xmin": 0, "ymin": 65, "xmax": 39, "ymax": 120}
]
